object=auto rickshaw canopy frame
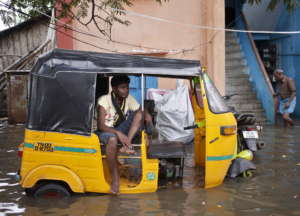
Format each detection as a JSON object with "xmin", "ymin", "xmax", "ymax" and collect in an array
[{"xmin": 27, "ymin": 48, "xmax": 201, "ymax": 136}]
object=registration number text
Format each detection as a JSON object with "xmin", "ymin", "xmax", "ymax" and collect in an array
[
  {"xmin": 34, "ymin": 143, "xmax": 54, "ymax": 152},
  {"xmin": 242, "ymin": 131, "xmax": 258, "ymax": 139}
]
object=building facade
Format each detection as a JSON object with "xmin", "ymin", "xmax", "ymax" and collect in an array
[{"xmin": 56, "ymin": 0, "xmax": 226, "ymax": 94}]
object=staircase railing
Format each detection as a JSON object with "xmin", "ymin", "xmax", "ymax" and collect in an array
[
  {"xmin": 234, "ymin": 13, "xmax": 275, "ymax": 124},
  {"xmin": 242, "ymin": 14, "xmax": 275, "ymax": 96},
  {"xmin": 0, "ymin": 72, "xmax": 6, "ymax": 92}
]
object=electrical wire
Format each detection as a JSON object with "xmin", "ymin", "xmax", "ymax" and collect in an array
[
  {"xmin": 0, "ymin": 0, "xmax": 207, "ymax": 55},
  {"xmin": 106, "ymin": 5, "xmax": 300, "ymax": 35},
  {"xmin": 4, "ymin": 0, "xmax": 182, "ymax": 53},
  {"xmin": 0, "ymin": 0, "xmax": 223, "ymax": 55}
]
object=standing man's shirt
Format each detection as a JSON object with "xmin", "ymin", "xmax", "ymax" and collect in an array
[
  {"xmin": 276, "ymin": 76, "xmax": 296, "ymax": 100},
  {"xmin": 98, "ymin": 93, "xmax": 140, "ymax": 127}
]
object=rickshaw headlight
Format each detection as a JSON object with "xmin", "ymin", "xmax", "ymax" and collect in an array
[{"xmin": 220, "ymin": 126, "xmax": 237, "ymax": 136}]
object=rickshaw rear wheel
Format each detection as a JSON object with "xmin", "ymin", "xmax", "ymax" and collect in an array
[
  {"xmin": 25, "ymin": 188, "xmax": 36, "ymax": 196},
  {"xmin": 32, "ymin": 183, "xmax": 71, "ymax": 198}
]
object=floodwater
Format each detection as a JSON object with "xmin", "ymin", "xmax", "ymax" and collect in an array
[{"xmin": 1, "ymin": 124, "xmax": 300, "ymax": 216}]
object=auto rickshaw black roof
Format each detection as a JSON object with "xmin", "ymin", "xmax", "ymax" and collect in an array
[
  {"xmin": 31, "ymin": 48, "xmax": 201, "ymax": 78},
  {"xmin": 27, "ymin": 48, "xmax": 201, "ymax": 136}
]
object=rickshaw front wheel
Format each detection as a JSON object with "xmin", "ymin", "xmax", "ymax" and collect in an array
[{"xmin": 30, "ymin": 183, "xmax": 71, "ymax": 198}]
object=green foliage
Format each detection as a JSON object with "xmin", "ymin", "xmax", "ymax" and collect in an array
[
  {"xmin": 247, "ymin": 0, "xmax": 299, "ymax": 12},
  {"xmin": 0, "ymin": 8, "xmax": 15, "ymax": 27}
]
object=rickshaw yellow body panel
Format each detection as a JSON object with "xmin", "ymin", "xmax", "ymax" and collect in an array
[
  {"xmin": 204, "ymin": 112, "xmax": 236, "ymax": 188},
  {"xmin": 22, "ymin": 165, "xmax": 84, "ymax": 193},
  {"xmin": 199, "ymin": 74, "xmax": 237, "ymax": 188},
  {"xmin": 20, "ymin": 130, "xmax": 159, "ymax": 194}
]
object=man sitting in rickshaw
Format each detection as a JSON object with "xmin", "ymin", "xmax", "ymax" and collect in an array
[{"xmin": 97, "ymin": 75, "xmax": 152, "ymax": 194}]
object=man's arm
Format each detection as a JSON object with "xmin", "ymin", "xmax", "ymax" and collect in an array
[
  {"xmin": 127, "ymin": 108, "xmax": 143, "ymax": 142},
  {"xmin": 98, "ymin": 106, "xmax": 130, "ymax": 147}
]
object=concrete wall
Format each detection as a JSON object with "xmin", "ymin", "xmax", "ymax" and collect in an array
[
  {"xmin": 201, "ymin": 0, "xmax": 225, "ymax": 94},
  {"xmin": 243, "ymin": 0, "xmax": 283, "ymax": 31},
  {"xmin": 65, "ymin": 0, "xmax": 225, "ymax": 93}
]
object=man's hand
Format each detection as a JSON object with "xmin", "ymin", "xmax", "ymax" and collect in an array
[
  {"xmin": 284, "ymin": 102, "xmax": 290, "ymax": 109},
  {"xmin": 116, "ymin": 131, "xmax": 135, "ymax": 154},
  {"xmin": 116, "ymin": 131, "xmax": 130, "ymax": 147}
]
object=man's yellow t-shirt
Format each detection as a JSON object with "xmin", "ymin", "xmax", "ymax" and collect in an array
[{"xmin": 98, "ymin": 93, "xmax": 140, "ymax": 127}]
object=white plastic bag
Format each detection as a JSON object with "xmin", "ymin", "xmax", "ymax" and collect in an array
[
  {"xmin": 151, "ymin": 80, "xmax": 195, "ymax": 143},
  {"xmin": 147, "ymin": 88, "xmax": 170, "ymax": 103}
]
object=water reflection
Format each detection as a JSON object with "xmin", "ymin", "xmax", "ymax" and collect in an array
[{"xmin": 1, "ymin": 125, "xmax": 300, "ymax": 215}]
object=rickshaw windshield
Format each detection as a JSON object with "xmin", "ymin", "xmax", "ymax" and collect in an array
[{"xmin": 203, "ymin": 73, "xmax": 230, "ymax": 113}]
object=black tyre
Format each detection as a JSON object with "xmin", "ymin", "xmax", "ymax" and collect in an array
[
  {"xmin": 257, "ymin": 141, "xmax": 266, "ymax": 150},
  {"xmin": 33, "ymin": 183, "xmax": 71, "ymax": 198},
  {"xmin": 25, "ymin": 187, "xmax": 36, "ymax": 197}
]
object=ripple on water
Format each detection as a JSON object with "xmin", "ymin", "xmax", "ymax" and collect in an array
[{"xmin": 0, "ymin": 203, "xmax": 25, "ymax": 215}]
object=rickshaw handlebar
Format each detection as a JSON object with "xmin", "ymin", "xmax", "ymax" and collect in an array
[
  {"xmin": 223, "ymin": 93, "xmax": 238, "ymax": 100},
  {"xmin": 183, "ymin": 125, "xmax": 199, "ymax": 130}
]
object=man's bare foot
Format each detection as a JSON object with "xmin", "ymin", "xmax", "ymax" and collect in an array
[
  {"xmin": 125, "ymin": 148, "xmax": 135, "ymax": 154},
  {"xmin": 119, "ymin": 146, "xmax": 127, "ymax": 153},
  {"xmin": 119, "ymin": 146, "xmax": 135, "ymax": 154},
  {"xmin": 110, "ymin": 180, "xmax": 119, "ymax": 195}
]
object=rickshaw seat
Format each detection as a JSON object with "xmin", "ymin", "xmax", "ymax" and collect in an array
[{"xmin": 147, "ymin": 141, "xmax": 186, "ymax": 159}]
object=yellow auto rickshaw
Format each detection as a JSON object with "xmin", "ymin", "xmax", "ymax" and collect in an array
[{"xmin": 17, "ymin": 48, "xmax": 237, "ymax": 197}]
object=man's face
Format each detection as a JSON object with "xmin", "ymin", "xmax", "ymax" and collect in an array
[
  {"xmin": 113, "ymin": 83, "xmax": 129, "ymax": 99},
  {"xmin": 274, "ymin": 72, "xmax": 284, "ymax": 81}
]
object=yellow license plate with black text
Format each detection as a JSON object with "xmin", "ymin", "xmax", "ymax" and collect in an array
[{"xmin": 34, "ymin": 142, "xmax": 54, "ymax": 152}]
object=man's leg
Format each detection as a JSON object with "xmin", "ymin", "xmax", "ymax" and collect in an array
[
  {"xmin": 106, "ymin": 136, "xmax": 119, "ymax": 194},
  {"xmin": 127, "ymin": 110, "xmax": 143, "ymax": 143},
  {"xmin": 283, "ymin": 116, "xmax": 288, "ymax": 127},
  {"xmin": 283, "ymin": 113, "xmax": 295, "ymax": 127}
]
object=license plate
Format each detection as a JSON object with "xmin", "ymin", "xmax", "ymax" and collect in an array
[
  {"xmin": 34, "ymin": 142, "xmax": 54, "ymax": 152},
  {"xmin": 242, "ymin": 131, "xmax": 258, "ymax": 139}
]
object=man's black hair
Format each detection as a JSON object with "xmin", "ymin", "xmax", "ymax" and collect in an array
[{"xmin": 111, "ymin": 75, "xmax": 130, "ymax": 87}]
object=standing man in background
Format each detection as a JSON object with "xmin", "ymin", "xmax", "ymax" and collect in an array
[{"xmin": 273, "ymin": 69, "xmax": 297, "ymax": 127}]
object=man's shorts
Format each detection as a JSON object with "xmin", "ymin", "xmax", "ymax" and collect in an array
[
  {"xmin": 96, "ymin": 111, "xmax": 135, "ymax": 145},
  {"xmin": 279, "ymin": 97, "xmax": 296, "ymax": 114}
]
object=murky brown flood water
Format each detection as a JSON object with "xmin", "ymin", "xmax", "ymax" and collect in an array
[{"xmin": 1, "ymin": 124, "xmax": 300, "ymax": 216}]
